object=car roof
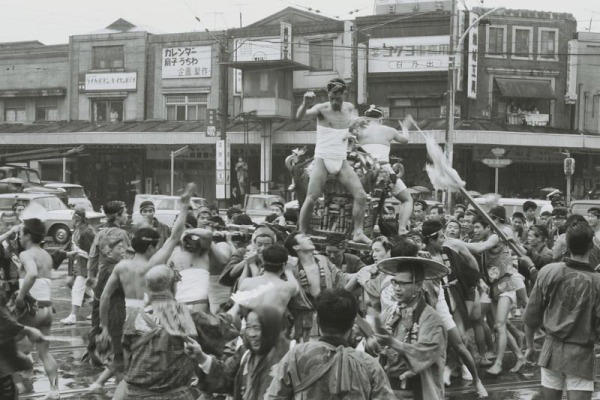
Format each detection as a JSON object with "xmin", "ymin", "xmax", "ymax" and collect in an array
[
  {"xmin": 45, "ymin": 183, "xmax": 82, "ymax": 188},
  {"xmin": 0, "ymin": 193, "xmax": 55, "ymax": 200}
]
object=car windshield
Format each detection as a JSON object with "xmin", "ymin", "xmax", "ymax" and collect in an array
[
  {"xmin": 0, "ymin": 198, "xmax": 27, "ymax": 211},
  {"xmin": 246, "ymin": 197, "xmax": 269, "ymax": 211},
  {"xmin": 191, "ymin": 198, "xmax": 208, "ymax": 209},
  {"xmin": 66, "ymin": 187, "xmax": 86, "ymax": 198},
  {"xmin": 28, "ymin": 171, "xmax": 41, "ymax": 184},
  {"xmin": 32, "ymin": 197, "xmax": 68, "ymax": 211}
]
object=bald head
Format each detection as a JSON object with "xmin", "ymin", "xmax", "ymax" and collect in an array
[{"xmin": 145, "ymin": 265, "xmax": 175, "ymax": 294}]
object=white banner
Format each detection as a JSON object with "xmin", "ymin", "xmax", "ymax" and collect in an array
[
  {"xmin": 467, "ymin": 12, "xmax": 479, "ymax": 99},
  {"xmin": 369, "ymin": 36, "xmax": 450, "ymax": 73},
  {"xmin": 85, "ymin": 72, "xmax": 137, "ymax": 91},
  {"xmin": 162, "ymin": 46, "xmax": 212, "ymax": 79}
]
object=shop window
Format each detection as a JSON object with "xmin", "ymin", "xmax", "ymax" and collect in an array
[
  {"xmin": 93, "ymin": 46, "xmax": 124, "ymax": 69},
  {"xmin": 36, "ymin": 107, "xmax": 58, "ymax": 121},
  {"xmin": 389, "ymin": 98, "xmax": 441, "ymax": 120},
  {"xmin": 486, "ymin": 26, "xmax": 506, "ymax": 57},
  {"xmin": 539, "ymin": 28, "xmax": 558, "ymax": 60},
  {"xmin": 4, "ymin": 98, "xmax": 26, "ymax": 123},
  {"xmin": 165, "ymin": 93, "xmax": 207, "ymax": 121},
  {"xmin": 513, "ymin": 27, "xmax": 532, "ymax": 58},
  {"xmin": 309, "ymin": 40, "xmax": 334, "ymax": 71},
  {"xmin": 92, "ymin": 99, "xmax": 123, "ymax": 122}
]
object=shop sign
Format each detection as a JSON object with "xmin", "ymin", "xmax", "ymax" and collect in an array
[
  {"xmin": 565, "ymin": 40, "xmax": 578, "ymax": 104},
  {"xmin": 467, "ymin": 11, "xmax": 479, "ymax": 99},
  {"xmin": 235, "ymin": 37, "xmax": 281, "ymax": 62},
  {"xmin": 216, "ymin": 140, "xmax": 231, "ymax": 199},
  {"xmin": 84, "ymin": 72, "xmax": 137, "ymax": 91},
  {"xmin": 162, "ymin": 46, "xmax": 212, "ymax": 79},
  {"xmin": 368, "ymin": 36, "xmax": 450, "ymax": 73}
]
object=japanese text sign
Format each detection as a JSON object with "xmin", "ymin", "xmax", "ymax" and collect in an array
[{"xmin": 162, "ymin": 46, "xmax": 212, "ymax": 79}]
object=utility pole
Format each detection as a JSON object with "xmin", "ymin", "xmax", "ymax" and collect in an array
[
  {"xmin": 350, "ymin": 21, "xmax": 359, "ymax": 106},
  {"xmin": 218, "ymin": 33, "xmax": 229, "ymax": 141},
  {"xmin": 445, "ymin": 0, "xmax": 457, "ymax": 210}
]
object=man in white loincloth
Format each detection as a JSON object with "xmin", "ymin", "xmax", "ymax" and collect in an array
[
  {"xmin": 296, "ymin": 78, "xmax": 370, "ymax": 244},
  {"xmin": 353, "ymin": 106, "xmax": 413, "ymax": 235}
]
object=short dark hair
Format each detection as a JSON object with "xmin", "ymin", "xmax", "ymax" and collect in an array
[
  {"xmin": 561, "ymin": 214, "xmax": 587, "ymax": 235},
  {"xmin": 588, "ymin": 207, "xmax": 600, "ymax": 218},
  {"xmin": 512, "ymin": 212, "xmax": 526, "ymax": 223},
  {"xmin": 132, "ymin": 227, "xmax": 160, "ymax": 253},
  {"xmin": 523, "ymin": 201, "xmax": 537, "ymax": 212},
  {"xmin": 283, "ymin": 231, "xmax": 301, "ymax": 257},
  {"xmin": 327, "ymin": 78, "xmax": 347, "ymax": 94},
  {"xmin": 413, "ymin": 200, "xmax": 428, "ymax": 211},
  {"xmin": 429, "ymin": 205, "xmax": 444, "ymax": 215},
  {"xmin": 472, "ymin": 216, "xmax": 489, "ymax": 228},
  {"xmin": 422, "ymin": 220, "xmax": 444, "ymax": 244},
  {"xmin": 283, "ymin": 209, "xmax": 298, "ymax": 224},
  {"xmin": 325, "ymin": 232, "xmax": 346, "ymax": 248},
  {"xmin": 262, "ymin": 244, "xmax": 289, "ymax": 273},
  {"xmin": 22, "ymin": 218, "xmax": 45, "ymax": 243},
  {"xmin": 316, "ymin": 288, "xmax": 358, "ymax": 335},
  {"xmin": 209, "ymin": 216, "xmax": 225, "ymax": 227},
  {"xmin": 453, "ymin": 204, "xmax": 466, "ymax": 212},
  {"xmin": 391, "ymin": 238, "xmax": 420, "ymax": 257},
  {"xmin": 529, "ymin": 225, "xmax": 549, "ymax": 240},
  {"xmin": 226, "ymin": 207, "xmax": 242, "ymax": 219},
  {"xmin": 566, "ymin": 221, "xmax": 594, "ymax": 256},
  {"xmin": 372, "ymin": 235, "xmax": 393, "ymax": 252},
  {"xmin": 270, "ymin": 202, "xmax": 284, "ymax": 212},
  {"xmin": 232, "ymin": 214, "xmax": 253, "ymax": 226},
  {"xmin": 265, "ymin": 213, "xmax": 279, "ymax": 223},
  {"xmin": 185, "ymin": 214, "xmax": 198, "ymax": 229}
]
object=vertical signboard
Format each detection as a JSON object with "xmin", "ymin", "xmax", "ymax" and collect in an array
[
  {"xmin": 565, "ymin": 40, "xmax": 578, "ymax": 104},
  {"xmin": 467, "ymin": 11, "xmax": 480, "ymax": 99},
  {"xmin": 216, "ymin": 140, "xmax": 230, "ymax": 199},
  {"xmin": 455, "ymin": 10, "xmax": 466, "ymax": 91},
  {"xmin": 206, "ymin": 109, "xmax": 217, "ymax": 137},
  {"xmin": 280, "ymin": 22, "xmax": 292, "ymax": 60}
]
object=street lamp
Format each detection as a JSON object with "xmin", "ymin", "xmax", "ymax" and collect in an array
[{"xmin": 170, "ymin": 145, "xmax": 190, "ymax": 195}]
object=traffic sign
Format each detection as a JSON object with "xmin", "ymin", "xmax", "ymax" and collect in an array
[
  {"xmin": 482, "ymin": 158, "xmax": 512, "ymax": 168},
  {"xmin": 564, "ymin": 157, "xmax": 575, "ymax": 176}
]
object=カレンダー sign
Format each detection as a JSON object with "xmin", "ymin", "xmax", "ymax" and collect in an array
[{"xmin": 162, "ymin": 46, "xmax": 212, "ymax": 79}]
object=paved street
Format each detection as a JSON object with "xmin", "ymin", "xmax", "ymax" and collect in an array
[{"xmin": 12, "ymin": 262, "xmax": 554, "ymax": 400}]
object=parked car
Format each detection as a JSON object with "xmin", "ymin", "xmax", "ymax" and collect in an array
[
  {"xmin": 473, "ymin": 197, "xmax": 552, "ymax": 218},
  {"xmin": 0, "ymin": 165, "xmax": 43, "ymax": 191},
  {"xmin": 131, "ymin": 194, "xmax": 208, "ymax": 228},
  {"xmin": 570, "ymin": 199, "xmax": 600, "ymax": 216},
  {"xmin": 244, "ymin": 194, "xmax": 286, "ymax": 223},
  {"xmin": 0, "ymin": 193, "xmax": 104, "ymax": 244},
  {"xmin": 44, "ymin": 183, "xmax": 93, "ymax": 210}
]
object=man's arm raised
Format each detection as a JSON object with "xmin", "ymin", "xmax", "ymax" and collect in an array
[
  {"xmin": 149, "ymin": 183, "xmax": 196, "ymax": 267},
  {"xmin": 462, "ymin": 234, "xmax": 501, "ymax": 255},
  {"xmin": 296, "ymin": 91, "xmax": 321, "ymax": 119},
  {"xmin": 393, "ymin": 116, "xmax": 411, "ymax": 144}
]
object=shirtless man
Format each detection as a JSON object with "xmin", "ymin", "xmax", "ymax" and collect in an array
[
  {"xmin": 14, "ymin": 218, "xmax": 59, "ymax": 399},
  {"xmin": 99, "ymin": 184, "xmax": 194, "ymax": 326},
  {"xmin": 353, "ymin": 106, "xmax": 413, "ymax": 234},
  {"xmin": 236, "ymin": 244, "xmax": 299, "ymax": 314},
  {"xmin": 296, "ymin": 78, "xmax": 370, "ymax": 244},
  {"xmin": 462, "ymin": 210, "xmax": 526, "ymax": 376},
  {"xmin": 284, "ymin": 231, "xmax": 353, "ymax": 341}
]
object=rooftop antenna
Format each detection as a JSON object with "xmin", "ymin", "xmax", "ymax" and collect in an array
[{"xmin": 232, "ymin": 3, "xmax": 248, "ymax": 28}]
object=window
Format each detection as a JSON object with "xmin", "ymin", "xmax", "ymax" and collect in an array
[
  {"xmin": 92, "ymin": 99, "xmax": 123, "ymax": 122},
  {"xmin": 389, "ymin": 98, "xmax": 441, "ymax": 120},
  {"xmin": 93, "ymin": 46, "xmax": 124, "ymax": 69},
  {"xmin": 165, "ymin": 94, "xmax": 207, "ymax": 121},
  {"xmin": 36, "ymin": 107, "xmax": 58, "ymax": 121},
  {"xmin": 513, "ymin": 27, "xmax": 533, "ymax": 58},
  {"xmin": 486, "ymin": 26, "xmax": 506, "ymax": 57},
  {"xmin": 4, "ymin": 99, "xmax": 26, "ymax": 123},
  {"xmin": 309, "ymin": 40, "xmax": 334, "ymax": 71},
  {"xmin": 539, "ymin": 28, "xmax": 558, "ymax": 60}
]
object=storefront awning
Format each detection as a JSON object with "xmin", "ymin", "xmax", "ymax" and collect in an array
[
  {"xmin": 221, "ymin": 59, "xmax": 313, "ymax": 71},
  {"xmin": 0, "ymin": 88, "xmax": 66, "ymax": 98},
  {"xmin": 496, "ymin": 78, "xmax": 555, "ymax": 99},
  {"xmin": 0, "ymin": 146, "xmax": 85, "ymax": 163}
]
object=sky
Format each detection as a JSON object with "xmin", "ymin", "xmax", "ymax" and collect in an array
[{"xmin": 0, "ymin": 0, "xmax": 597, "ymax": 45}]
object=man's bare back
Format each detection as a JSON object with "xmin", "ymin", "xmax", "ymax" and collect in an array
[
  {"xmin": 238, "ymin": 272, "xmax": 298, "ymax": 314},
  {"xmin": 112, "ymin": 258, "xmax": 149, "ymax": 300},
  {"xmin": 19, "ymin": 247, "xmax": 53, "ymax": 280}
]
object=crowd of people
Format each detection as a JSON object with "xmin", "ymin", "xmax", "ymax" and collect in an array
[{"xmin": 1, "ymin": 78, "xmax": 600, "ymax": 400}]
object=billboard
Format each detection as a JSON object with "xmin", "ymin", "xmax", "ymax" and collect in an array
[
  {"xmin": 467, "ymin": 11, "xmax": 479, "ymax": 99},
  {"xmin": 368, "ymin": 36, "xmax": 450, "ymax": 73},
  {"xmin": 162, "ymin": 46, "xmax": 212, "ymax": 79}
]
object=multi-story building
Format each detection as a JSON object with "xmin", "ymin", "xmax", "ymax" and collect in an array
[
  {"xmin": 569, "ymin": 32, "xmax": 600, "ymax": 134},
  {"xmin": 1, "ymin": 6, "xmax": 599, "ymax": 205}
]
